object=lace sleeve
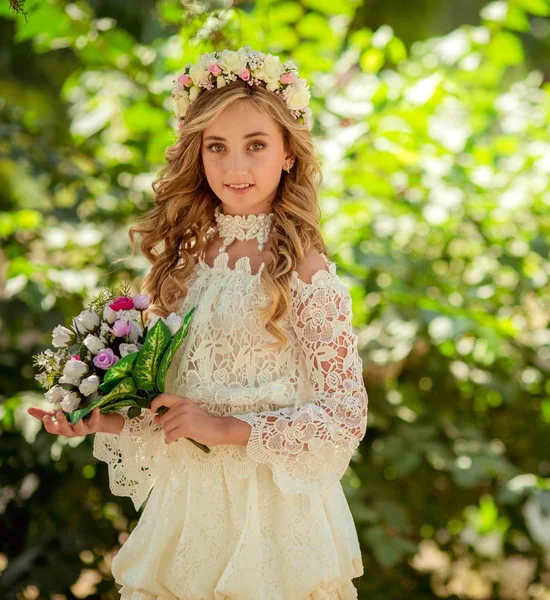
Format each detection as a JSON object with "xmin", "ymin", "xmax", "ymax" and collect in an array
[
  {"xmin": 231, "ymin": 254, "xmax": 369, "ymax": 497},
  {"xmin": 92, "ymin": 406, "xmax": 164, "ymax": 511}
]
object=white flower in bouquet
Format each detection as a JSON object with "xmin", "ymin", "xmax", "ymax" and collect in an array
[
  {"xmin": 60, "ymin": 389, "xmax": 81, "ymax": 412},
  {"xmin": 58, "ymin": 358, "xmax": 88, "ymax": 385},
  {"xmin": 35, "ymin": 372, "xmax": 52, "ymax": 389},
  {"xmin": 165, "ymin": 313, "xmax": 183, "ymax": 335},
  {"xmin": 45, "ymin": 385, "xmax": 65, "ymax": 405},
  {"xmin": 83, "ymin": 334, "xmax": 105, "ymax": 355},
  {"xmin": 73, "ymin": 310, "xmax": 100, "ymax": 334},
  {"xmin": 103, "ymin": 305, "xmax": 118, "ymax": 324},
  {"xmin": 79, "ymin": 374, "xmax": 100, "ymax": 397},
  {"xmin": 51, "ymin": 325, "xmax": 74, "ymax": 348},
  {"xmin": 147, "ymin": 312, "xmax": 182, "ymax": 335},
  {"xmin": 147, "ymin": 312, "xmax": 162, "ymax": 329},
  {"xmin": 98, "ymin": 322, "xmax": 111, "ymax": 344},
  {"xmin": 119, "ymin": 343, "xmax": 139, "ymax": 357},
  {"xmin": 114, "ymin": 309, "xmax": 140, "ymax": 323},
  {"xmin": 128, "ymin": 321, "xmax": 142, "ymax": 343}
]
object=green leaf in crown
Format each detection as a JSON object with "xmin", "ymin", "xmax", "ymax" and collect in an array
[
  {"xmin": 68, "ymin": 377, "xmax": 141, "ymax": 425},
  {"xmin": 99, "ymin": 351, "xmax": 139, "ymax": 393},
  {"xmin": 156, "ymin": 307, "xmax": 196, "ymax": 393},
  {"xmin": 133, "ymin": 318, "xmax": 172, "ymax": 391}
]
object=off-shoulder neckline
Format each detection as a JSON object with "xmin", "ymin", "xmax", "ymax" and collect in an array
[{"xmin": 195, "ymin": 249, "xmax": 338, "ymax": 286}]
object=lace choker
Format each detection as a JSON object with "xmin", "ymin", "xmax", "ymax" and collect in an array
[{"xmin": 213, "ymin": 205, "xmax": 273, "ymax": 252}]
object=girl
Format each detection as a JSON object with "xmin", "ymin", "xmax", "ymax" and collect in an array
[{"xmin": 30, "ymin": 45, "xmax": 369, "ymax": 600}]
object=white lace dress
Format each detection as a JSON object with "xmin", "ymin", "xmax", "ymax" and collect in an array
[{"xmin": 93, "ymin": 250, "xmax": 369, "ymax": 600}]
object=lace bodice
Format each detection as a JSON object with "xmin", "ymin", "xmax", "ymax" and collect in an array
[{"xmin": 93, "ymin": 250, "xmax": 369, "ymax": 512}]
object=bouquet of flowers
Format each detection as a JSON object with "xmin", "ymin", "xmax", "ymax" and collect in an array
[{"xmin": 32, "ymin": 284, "xmax": 209, "ymax": 453}]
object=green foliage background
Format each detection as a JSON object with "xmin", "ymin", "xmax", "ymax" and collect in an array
[{"xmin": 1, "ymin": 0, "xmax": 550, "ymax": 598}]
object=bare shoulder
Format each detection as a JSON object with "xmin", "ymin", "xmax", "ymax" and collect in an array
[{"xmin": 293, "ymin": 249, "xmax": 330, "ymax": 284}]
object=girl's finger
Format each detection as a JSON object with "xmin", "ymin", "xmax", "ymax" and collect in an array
[
  {"xmin": 84, "ymin": 408, "xmax": 100, "ymax": 432},
  {"xmin": 54, "ymin": 411, "xmax": 75, "ymax": 437},
  {"xmin": 72, "ymin": 415, "xmax": 88, "ymax": 436},
  {"xmin": 43, "ymin": 415, "xmax": 60, "ymax": 435},
  {"xmin": 28, "ymin": 407, "xmax": 56, "ymax": 420}
]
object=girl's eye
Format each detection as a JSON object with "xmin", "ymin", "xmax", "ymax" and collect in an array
[{"xmin": 207, "ymin": 142, "xmax": 265, "ymax": 152}]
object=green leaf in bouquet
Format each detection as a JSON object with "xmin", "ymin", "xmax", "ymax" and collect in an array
[
  {"xmin": 99, "ymin": 351, "xmax": 139, "ymax": 393},
  {"xmin": 133, "ymin": 318, "xmax": 172, "ymax": 391},
  {"xmin": 101, "ymin": 390, "xmax": 151, "ymax": 412},
  {"xmin": 100, "ymin": 399, "xmax": 143, "ymax": 414},
  {"xmin": 156, "ymin": 307, "xmax": 196, "ymax": 393},
  {"xmin": 68, "ymin": 377, "xmax": 140, "ymax": 425}
]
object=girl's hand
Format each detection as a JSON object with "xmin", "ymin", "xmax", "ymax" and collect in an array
[
  {"xmin": 27, "ymin": 406, "xmax": 103, "ymax": 437},
  {"xmin": 151, "ymin": 393, "xmax": 226, "ymax": 447}
]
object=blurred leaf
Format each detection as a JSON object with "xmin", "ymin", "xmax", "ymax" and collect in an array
[
  {"xmin": 516, "ymin": 0, "xmax": 550, "ymax": 16},
  {"xmin": 487, "ymin": 31, "xmax": 524, "ymax": 65}
]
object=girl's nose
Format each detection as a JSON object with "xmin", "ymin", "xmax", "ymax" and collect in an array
[{"xmin": 227, "ymin": 162, "xmax": 249, "ymax": 176}]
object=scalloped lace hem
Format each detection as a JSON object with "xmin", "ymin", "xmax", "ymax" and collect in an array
[{"xmin": 118, "ymin": 576, "xmax": 359, "ymax": 600}]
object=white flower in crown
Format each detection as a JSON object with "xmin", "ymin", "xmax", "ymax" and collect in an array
[
  {"xmin": 174, "ymin": 90, "xmax": 190, "ymax": 119},
  {"xmin": 261, "ymin": 53, "xmax": 285, "ymax": 80},
  {"xmin": 171, "ymin": 45, "xmax": 312, "ymax": 130},
  {"xmin": 286, "ymin": 85, "xmax": 311, "ymax": 111},
  {"xmin": 217, "ymin": 48, "xmax": 249, "ymax": 74},
  {"xmin": 189, "ymin": 60, "xmax": 210, "ymax": 87}
]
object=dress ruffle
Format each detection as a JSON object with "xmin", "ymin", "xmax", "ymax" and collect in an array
[
  {"xmin": 118, "ymin": 570, "xmax": 360, "ymax": 600},
  {"xmin": 109, "ymin": 464, "xmax": 363, "ymax": 600}
]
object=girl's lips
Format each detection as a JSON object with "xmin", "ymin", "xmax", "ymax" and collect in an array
[{"xmin": 225, "ymin": 184, "xmax": 255, "ymax": 195}]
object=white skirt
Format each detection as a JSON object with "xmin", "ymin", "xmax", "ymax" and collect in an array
[{"xmin": 110, "ymin": 462, "xmax": 363, "ymax": 600}]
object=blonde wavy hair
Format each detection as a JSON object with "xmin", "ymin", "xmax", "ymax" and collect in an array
[{"xmin": 128, "ymin": 79, "xmax": 326, "ymax": 351}]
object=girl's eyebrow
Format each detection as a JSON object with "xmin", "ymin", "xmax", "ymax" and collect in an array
[{"xmin": 204, "ymin": 131, "xmax": 271, "ymax": 141}]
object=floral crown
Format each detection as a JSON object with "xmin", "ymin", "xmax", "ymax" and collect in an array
[{"xmin": 171, "ymin": 44, "xmax": 312, "ymax": 131}]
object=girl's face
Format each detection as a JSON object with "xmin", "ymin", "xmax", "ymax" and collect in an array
[{"xmin": 201, "ymin": 102, "xmax": 294, "ymax": 216}]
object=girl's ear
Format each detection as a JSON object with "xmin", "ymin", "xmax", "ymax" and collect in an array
[{"xmin": 284, "ymin": 152, "xmax": 296, "ymax": 165}]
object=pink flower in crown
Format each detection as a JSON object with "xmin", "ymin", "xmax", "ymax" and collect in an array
[
  {"xmin": 177, "ymin": 73, "xmax": 192, "ymax": 86},
  {"xmin": 239, "ymin": 68, "xmax": 250, "ymax": 81},
  {"xmin": 109, "ymin": 296, "xmax": 134, "ymax": 311},
  {"xmin": 209, "ymin": 63, "xmax": 222, "ymax": 76},
  {"xmin": 73, "ymin": 354, "xmax": 80, "ymax": 361},
  {"xmin": 280, "ymin": 72, "xmax": 294, "ymax": 84}
]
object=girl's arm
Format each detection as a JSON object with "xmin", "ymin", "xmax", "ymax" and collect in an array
[
  {"xmin": 222, "ymin": 416, "xmax": 252, "ymax": 446},
  {"xmin": 98, "ymin": 412, "xmax": 125, "ymax": 435},
  {"xmin": 228, "ymin": 252, "xmax": 369, "ymax": 496}
]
